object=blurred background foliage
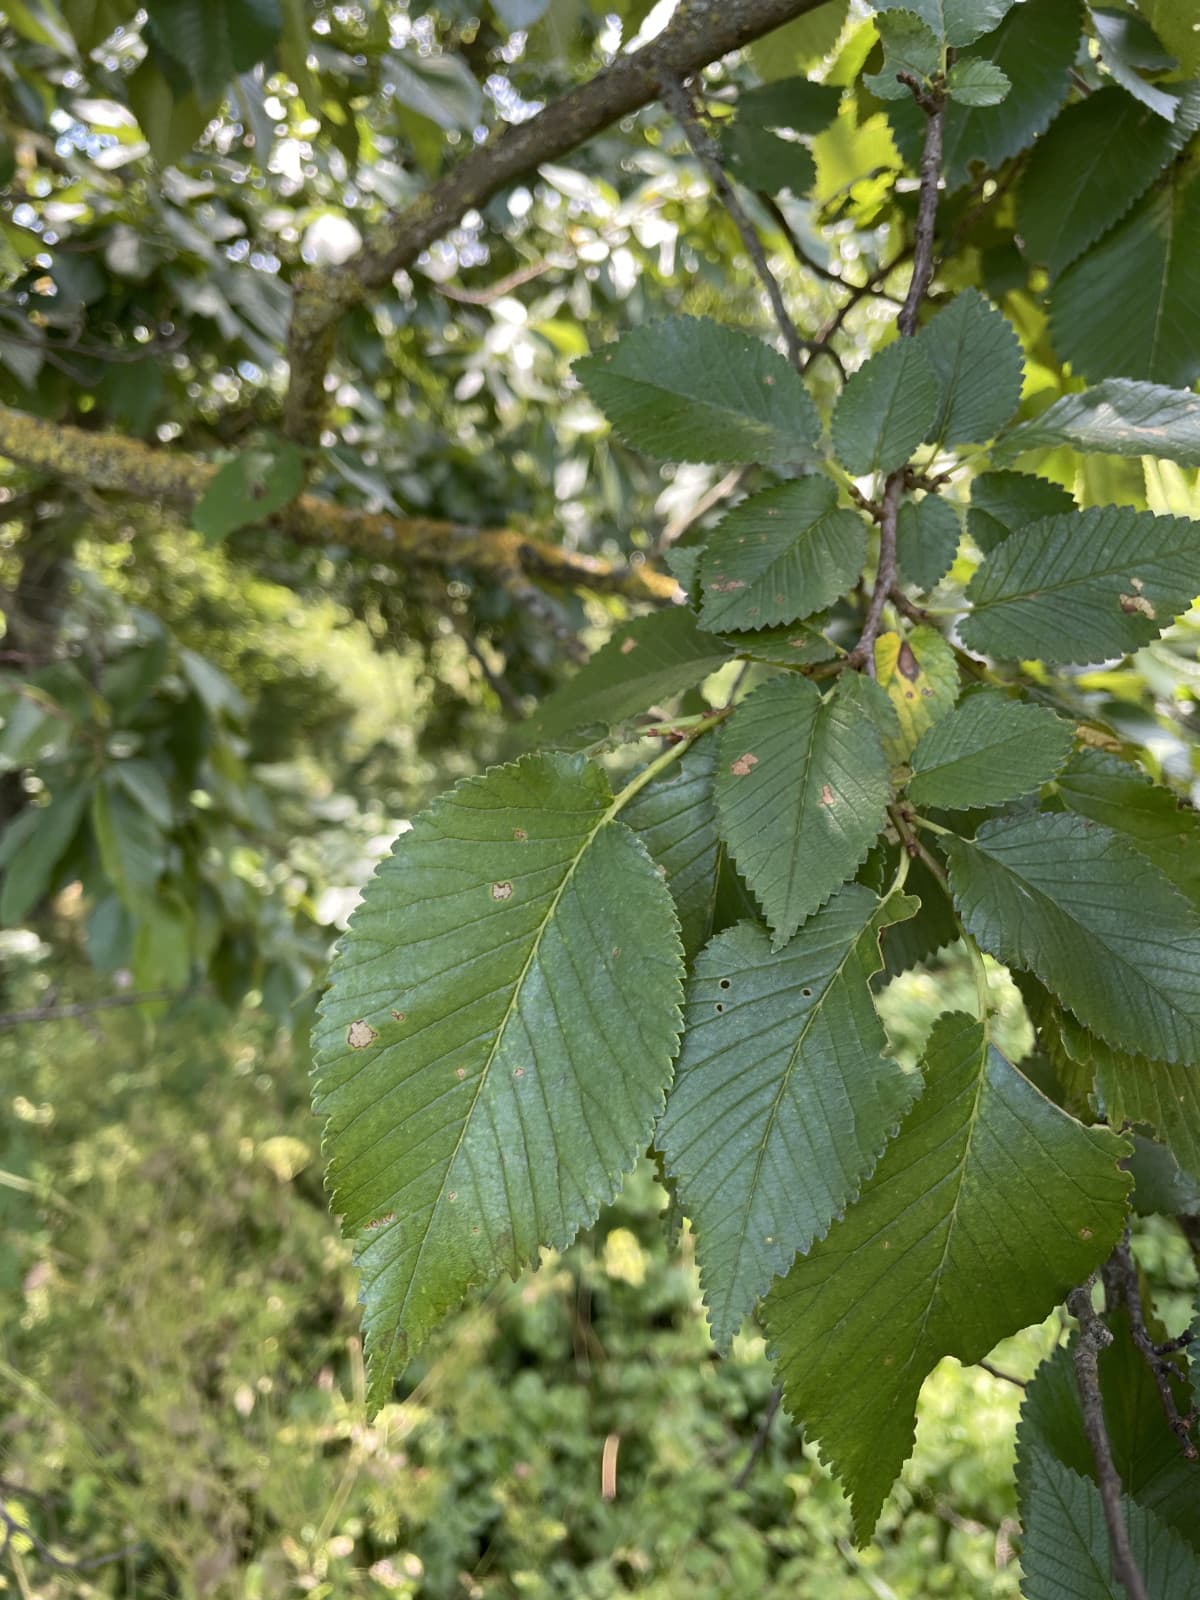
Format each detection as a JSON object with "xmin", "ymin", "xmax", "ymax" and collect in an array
[{"xmin": 1, "ymin": 0, "xmax": 1198, "ymax": 1592}]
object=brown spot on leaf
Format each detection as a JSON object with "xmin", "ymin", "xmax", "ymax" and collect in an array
[
  {"xmin": 456, "ymin": 1067, "xmax": 467, "ymax": 1080},
  {"xmin": 820, "ymin": 784, "xmax": 835, "ymax": 806},
  {"xmin": 513, "ymin": 1066, "xmax": 525, "ymax": 1078},
  {"xmin": 763, "ymin": 374, "xmax": 775, "ymax": 386},
  {"xmin": 513, "ymin": 828, "xmax": 528, "ymax": 841},
  {"xmin": 347, "ymin": 1020, "xmax": 377, "ymax": 1049},
  {"xmin": 730, "ymin": 752, "xmax": 759, "ymax": 776},
  {"xmin": 1120, "ymin": 592, "xmax": 1156, "ymax": 618},
  {"xmin": 1079, "ymin": 1227, "xmax": 1093, "ymax": 1240},
  {"xmin": 364, "ymin": 1212, "xmax": 395, "ymax": 1231},
  {"xmin": 620, "ymin": 636, "xmax": 638, "ymax": 654},
  {"xmin": 897, "ymin": 641, "xmax": 920, "ymax": 681},
  {"xmin": 391, "ymin": 1010, "xmax": 406, "ymax": 1022},
  {"xmin": 492, "ymin": 881, "xmax": 514, "ymax": 901},
  {"xmin": 611, "ymin": 946, "xmax": 620, "ymax": 958}
]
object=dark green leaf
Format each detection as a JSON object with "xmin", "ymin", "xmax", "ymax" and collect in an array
[
  {"xmin": 719, "ymin": 621, "xmax": 838, "ymax": 667},
  {"xmin": 525, "ymin": 608, "xmax": 734, "ymax": 743},
  {"xmin": 715, "ymin": 675, "xmax": 891, "ymax": 948},
  {"xmin": 91, "ymin": 776, "xmax": 166, "ymax": 907},
  {"xmin": 916, "ymin": 290, "xmax": 1024, "ymax": 447},
  {"xmin": 831, "ymin": 339, "xmax": 939, "ymax": 473},
  {"xmin": 961, "ymin": 505, "xmax": 1200, "ymax": 663},
  {"xmin": 192, "ymin": 442, "xmax": 306, "ymax": 542},
  {"xmin": 622, "ymin": 741, "xmax": 723, "ymax": 962},
  {"xmin": 945, "ymin": 811, "xmax": 1200, "ymax": 1064},
  {"xmin": 1049, "ymin": 174, "xmax": 1200, "ymax": 387},
  {"xmin": 907, "ymin": 692, "xmax": 1073, "ymax": 810},
  {"xmin": 873, "ymin": 0, "xmax": 1016, "ymax": 47},
  {"xmin": 1054, "ymin": 750, "xmax": 1200, "ymax": 908},
  {"xmin": 995, "ymin": 379, "xmax": 1200, "ymax": 468},
  {"xmin": 657, "ymin": 885, "xmax": 920, "ymax": 1349},
  {"xmin": 721, "ymin": 124, "xmax": 816, "ymax": 195},
  {"xmin": 967, "ymin": 470, "xmax": 1074, "ymax": 552},
  {"xmin": 864, "ymin": 11, "xmax": 941, "ymax": 100},
  {"xmin": 735, "ymin": 77, "xmax": 842, "ymax": 135},
  {"xmin": 574, "ymin": 317, "xmax": 822, "ymax": 465},
  {"xmin": 0, "ymin": 783, "xmax": 90, "ymax": 925},
  {"xmin": 896, "ymin": 493, "xmax": 960, "ymax": 589},
  {"xmin": 145, "ymin": 0, "xmax": 282, "ymax": 103},
  {"xmin": 1017, "ymin": 87, "xmax": 1190, "ymax": 276},
  {"xmin": 311, "ymin": 753, "xmax": 685, "ymax": 1411},
  {"xmin": 698, "ymin": 480, "xmax": 867, "ymax": 631},
  {"xmin": 765, "ymin": 1011, "xmax": 1130, "ymax": 1542},
  {"xmin": 1090, "ymin": 3, "xmax": 1181, "ymax": 121},
  {"xmin": 1097, "ymin": 1051, "xmax": 1200, "ymax": 1182},
  {"xmin": 386, "ymin": 51, "xmax": 484, "ymax": 132}
]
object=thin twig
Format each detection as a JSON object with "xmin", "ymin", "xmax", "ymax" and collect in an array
[
  {"xmin": 1108, "ymin": 1237, "xmax": 1197, "ymax": 1460},
  {"xmin": 731, "ymin": 1387, "xmax": 783, "ymax": 1489},
  {"xmin": 849, "ymin": 82, "xmax": 944, "ymax": 672},
  {"xmin": 663, "ymin": 76, "xmax": 806, "ymax": 371},
  {"xmin": 0, "ymin": 1501, "xmax": 142, "ymax": 1575},
  {"xmin": 1067, "ymin": 1280, "xmax": 1150, "ymax": 1600},
  {"xmin": 0, "ymin": 990, "xmax": 176, "ymax": 1030},
  {"xmin": 977, "ymin": 1360, "xmax": 1026, "ymax": 1390}
]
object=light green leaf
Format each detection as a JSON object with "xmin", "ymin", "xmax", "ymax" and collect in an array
[
  {"xmin": 525, "ymin": 608, "xmax": 733, "ymax": 743},
  {"xmin": 945, "ymin": 811, "xmax": 1200, "ymax": 1064},
  {"xmin": 715, "ymin": 675, "xmax": 891, "ymax": 948},
  {"xmin": 698, "ymin": 480, "xmax": 867, "ymax": 632},
  {"xmin": 1017, "ymin": 86, "xmax": 1191, "ymax": 276},
  {"xmin": 752, "ymin": 0, "xmax": 849, "ymax": 76},
  {"xmin": 1049, "ymin": 174, "xmax": 1200, "ymax": 387},
  {"xmin": 831, "ymin": 339, "xmax": 939, "ymax": 474},
  {"xmin": 946, "ymin": 59, "xmax": 1011, "ymax": 105},
  {"xmin": 311, "ymin": 753, "xmax": 685, "ymax": 1411},
  {"xmin": 896, "ymin": 494, "xmax": 960, "ymax": 589},
  {"xmin": 622, "ymin": 742, "xmax": 723, "ymax": 962},
  {"xmin": 1019, "ymin": 1454, "xmax": 1200, "ymax": 1598},
  {"xmin": 192, "ymin": 441, "xmax": 306, "ymax": 542},
  {"xmin": 574, "ymin": 317, "xmax": 822, "ymax": 465},
  {"xmin": 1054, "ymin": 750, "xmax": 1200, "ymax": 908},
  {"xmin": 907, "ymin": 692, "xmax": 1073, "ymax": 810},
  {"xmin": 873, "ymin": 0, "xmax": 1016, "ymax": 47},
  {"xmin": 961, "ymin": 506, "xmax": 1200, "ymax": 664},
  {"xmin": 657, "ymin": 885, "xmax": 920, "ymax": 1350},
  {"xmin": 967, "ymin": 470, "xmax": 1074, "ymax": 552},
  {"xmin": 917, "ymin": 290, "xmax": 1024, "ymax": 447},
  {"xmin": 765, "ymin": 1011, "xmax": 1130, "ymax": 1543},
  {"xmin": 995, "ymin": 379, "xmax": 1200, "ymax": 469},
  {"xmin": 0, "ymin": 783, "xmax": 90, "ymax": 925},
  {"xmin": 889, "ymin": 0, "xmax": 1081, "ymax": 189},
  {"xmin": 864, "ymin": 11, "xmax": 940, "ymax": 100},
  {"xmin": 735, "ymin": 77, "xmax": 842, "ymax": 135},
  {"xmin": 874, "ymin": 626, "xmax": 960, "ymax": 761},
  {"xmin": 1138, "ymin": 0, "xmax": 1200, "ymax": 74},
  {"xmin": 721, "ymin": 124, "xmax": 816, "ymax": 195}
]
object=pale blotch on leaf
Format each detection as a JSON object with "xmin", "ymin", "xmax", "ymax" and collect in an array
[
  {"xmin": 491, "ymin": 880, "xmax": 514, "ymax": 901},
  {"xmin": 1119, "ymin": 592, "xmax": 1155, "ymax": 617},
  {"xmin": 820, "ymin": 784, "xmax": 835, "ymax": 806},
  {"xmin": 513, "ymin": 828, "xmax": 528, "ymax": 840},
  {"xmin": 364, "ymin": 1211, "xmax": 395, "ymax": 1231},
  {"xmin": 730, "ymin": 752, "xmax": 759, "ymax": 776},
  {"xmin": 620, "ymin": 636, "xmax": 638, "ymax": 654},
  {"xmin": 391, "ymin": 1009, "xmax": 406, "ymax": 1021},
  {"xmin": 347, "ymin": 1020, "xmax": 378, "ymax": 1049}
]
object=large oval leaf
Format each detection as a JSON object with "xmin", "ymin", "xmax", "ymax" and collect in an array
[{"xmin": 312, "ymin": 753, "xmax": 685, "ymax": 1410}]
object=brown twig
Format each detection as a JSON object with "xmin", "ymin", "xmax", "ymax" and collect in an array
[
  {"xmin": 663, "ymin": 76, "xmax": 805, "ymax": 371},
  {"xmin": 977, "ymin": 1359, "xmax": 1026, "ymax": 1389},
  {"xmin": 849, "ymin": 82, "xmax": 944, "ymax": 673},
  {"xmin": 1107, "ymin": 1237, "xmax": 1197, "ymax": 1460},
  {"xmin": 1067, "ymin": 1280, "xmax": 1150, "ymax": 1600},
  {"xmin": 731, "ymin": 1387, "xmax": 783, "ymax": 1489},
  {"xmin": 0, "ymin": 990, "xmax": 176, "ymax": 1030}
]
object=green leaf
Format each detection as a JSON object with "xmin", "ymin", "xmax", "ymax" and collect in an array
[
  {"xmin": 735, "ymin": 77, "xmax": 842, "ymax": 136},
  {"xmin": 311, "ymin": 753, "xmax": 685, "ymax": 1411},
  {"xmin": 889, "ymin": 0, "xmax": 1081, "ymax": 189},
  {"xmin": 697, "ymin": 480, "xmax": 867, "ymax": 631},
  {"xmin": 1019, "ymin": 1454, "xmax": 1200, "ymax": 1597},
  {"xmin": 945, "ymin": 811, "xmax": 1200, "ymax": 1064},
  {"xmin": 715, "ymin": 676, "xmax": 891, "ymax": 948},
  {"xmin": 192, "ymin": 442, "xmax": 306, "ymax": 542},
  {"xmin": 831, "ymin": 339, "xmax": 939, "ymax": 474},
  {"xmin": 752, "ymin": 0, "xmax": 850, "ymax": 76},
  {"xmin": 0, "ymin": 783, "xmax": 90, "ymax": 925},
  {"xmin": 145, "ymin": 0, "xmax": 282, "ymax": 103},
  {"xmin": 525, "ymin": 609, "xmax": 734, "ymax": 743},
  {"xmin": 1096, "ymin": 1051, "xmax": 1200, "ymax": 1182},
  {"xmin": 765, "ymin": 1011, "xmax": 1130, "ymax": 1543},
  {"xmin": 896, "ymin": 494, "xmax": 960, "ymax": 590},
  {"xmin": 961, "ymin": 506, "xmax": 1200, "ymax": 664},
  {"xmin": 907, "ymin": 692, "xmax": 1073, "ymax": 810},
  {"xmin": 6, "ymin": 0, "xmax": 76, "ymax": 53},
  {"xmin": 657, "ymin": 885, "xmax": 920, "ymax": 1350},
  {"xmin": 386, "ymin": 50, "xmax": 484, "ymax": 133},
  {"xmin": 1049, "ymin": 174, "xmax": 1200, "ymax": 387},
  {"xmin": 574, "ymin": 317, "xmax": 822, "ymax": 465},
  {"xmin": 1017, "ymin": 87, "xmax": 1189, "ymax": 276},
  {"xmin": 916, "ymin": 290, "xmax": 1024, "ymax": 448},
  {"xmin": 873, "ymin": 0, "xmax": 1016, "ymax": 47},
  {"xmin": 873, "ymin": 626, "xmax": 960, "ymax": 761},
  {"xmin": 622, "ymin": 742, "xmax": 723, "ymax": 962},
  {"xmin": 995, "ymin": 379, "xmax": 1200, "ymax": 468},
  {"xmin": 91, "ymin": 776, "xmax": 166, "ymax": 908},
  {"xmin": 1138, "ymin": 0, "xmax": 1200, "ymax": 74},
  {"xmin": 1054, "ymin": 750, "xmax": 1200, "ymax": 908},
  {"xmin": 967, "ymin": 470, "xmax": 1074, "ymax": 552},
  {"xmin": 881, "ymin": 852, "xmax": 960, "ymax": 975},
  {"xmin": 864, "ymin": 11, "xmax": 941, "ymax": 100},
  {"xmin": 492, "ymin": 0, "xmax": 551, "ymax": 30},
  {"xmin": 113, "ymin": 759, "xmax": 173, "ymax": 831},
  {"xmin": 721, "ymin": 124, "xmax": 816, "ymax": 195},
  {"xmin": 1090, "ymin": 3, "xmax": 1181, "ymax": 121},
  {"xmin": 719, "ymin": 621, "xmax": 838, "ymax": 667},
  {"xmin": 946, "ymin": 59, "xmax": 1011, "ymax": 105}
]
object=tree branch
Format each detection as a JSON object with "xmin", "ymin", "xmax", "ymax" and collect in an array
[
  {"xmin": 0, "ymin": 405, "xmax": 676, "ymax": 604},
  {"xmin": 281, "ymin": 0, "xmax": 828, "ymax": 442},
  {"xmin": 1067, "ymin": 1281, "xmax": 1150, "ymax": 1600},
  {"xmin": 663, "ymin": 75, "xmax": 805, "ymax": 370},
  {"xmin": 1107, "ymin": 1237, "xmax": 1197, "ymax": 1461}
]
